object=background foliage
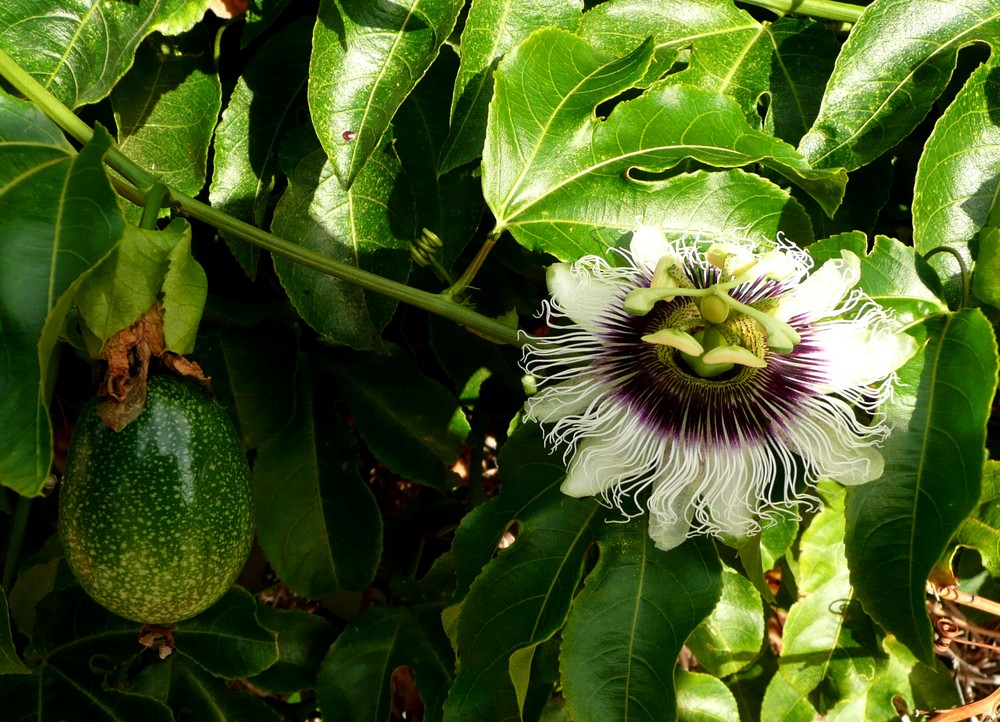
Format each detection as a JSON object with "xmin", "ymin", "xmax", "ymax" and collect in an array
[{"xmin": 1, "ymin": 0, "xmax": 1000, "ymax": 720}]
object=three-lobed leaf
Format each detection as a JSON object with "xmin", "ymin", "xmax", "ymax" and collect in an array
[{"xmin": 484, "ymin": 28, "xmax": 844, "ymax": 261}]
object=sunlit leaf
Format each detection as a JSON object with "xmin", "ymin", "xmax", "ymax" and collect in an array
[
  {"xmin": 160, "ymin": 223, "xmax": 207, "ymax": 354},
  {"xmin": 0, "ymin": 105, "xmax": 123, "ymax": 496},
  {"xmin": 211, "ymin": 17, "xmax": 312, "ymax": 278},
  {"xmin": 112, "ymin": 28, "xmax": 221, "ymax": 199},
  {"xmin": 560, "ymin": 527, "xmax": 722, "ymax": 722},
  {"xmin": 439, "ymin": 0, "xmax": 582, "ymax": 173},
  {"xmin": 676, "ymin": 670, "xmax": 741, "ymax": 722},
  {"xmin": 913, "ymin": 57, "xmax": 1000, "ymax": 303},
  {"xmin": 955, "ymin": 460, "xmax": 1000, "ymax": 575},
  {"xmin": 845, "ymin": 309, "xmax": 998, "ymax": 663},
  {"xmin": 685, "ymin": 566, "xmax": 764, "ymax": 678},
  {"xmin": 317, "ymin": 606, "xmax": 454, "ymax": 722},
  {"xmin": 309, "ymin": 0, "xmax": 464, "ymax": 188},
  {"xmin": 0, "ymin": 0, "xmax": 205, "ymax": 109},
  {"xmin": 799, "ymin": 0, "xmax": 1000, "ymax": 171},
  {"xmin": 270, "ymin": 133, "xmax": 413, "ymax": 349},
  {"xmin": 253, "ymin": 356, "xmax": 382, "ymax": 598},
  {"xmin": 484, "ymin": 29, "xmax": 842, "ymax": 260}
]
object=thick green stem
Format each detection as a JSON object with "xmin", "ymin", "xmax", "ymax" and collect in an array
[
  {"xmin": 0, "ymin": 49, "xmax": 523, "ymax": 347},
  {"xmin": 740, "ymin": 0, "xmax": 864, "ymax": 22}
]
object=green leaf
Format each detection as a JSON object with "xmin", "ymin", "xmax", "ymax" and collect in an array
[
  {"xmin": 309, "ymin": 0, "xmax": 464, "ymax": 188},
  {"xmin": 762, "ymin": 18, "xmax": 840, "ymax": 146},
  {"xmin": 242, "ymin": 0, "xmax": 293, "ymax": 47},
  {"xmin": 779, "ymin": 484, "xmax": 880, "ymax": 706},
  {"xmin": 856, "ymin": 236, "xmax": 947, "ymax": 324},
  {"xmin": 328, "ymin": 346, "xmax": 470, "ymax": 492},
  {"xmin": 195, "ymin": 321, "xmax": 298, "ymax": 451},
  {"xmin": 248, "ymin": 606, "xmax": 338, "ymax": 694},
  {"xmin": 173, "ymin": 587, "xmax": 278, "ymax": 679},
  {"xmin": 560, "ymin": 527, "xmax": 722, "ymax": 722},
  {"xmin": 761, "ymin": 671, "xmax": 818, "ymax": 722},
  {"xmin": 449, "ymin": 424, "xmax": 564, "ymax": 602},
  {"xmin": 484, "ymin": 29, "xmax": 842, "ymax": 259},
  {"xmin": 912, "ymin": 58, "xmax": 1000, "ymax": 302},
  {"xmin": 394, "ymin": 46, "xmax": 485, "ymax": 271},
  {"xmin": 439, "ymin": 0, "xmax": 582, "ymax": 173},
  {"xmin": 252, "ymin": 356, "xmax": 382, "ymax": 598},
  {"xmin": 685, "ymin": 566, "xmax": 764, "ymax": 678},
  {"xmin": 845, "ymin": 309, "xmax": 998, "ymax": 663},
  {"xmin": 823, "ymin": 637, "xmax": 958, "ymax": 721},
  {"xmin": 133, "ymin": 653, "xmax": 282, "ymax": 721},
  {"xmin": 675, "ymin": 670, "xmax": 741, "ymax": 722},
  {"xmin": 578, "ymin": 0, "xmax": 763, "ymax": 103},
  {"xmin": 444, "ymin": 430, "xmax": 602, "ymax": 722},
  {"xmin": 161, "ymin": 223, "xmax": 207, "ymax": 354},
  {"xmin": 0, "ymin": 107, "xmax": 124, "ymax": 496},
  {"xmin": 210, "ymin": 17, "xmax": 312, "ymax": 279},
  {"xmin": 317, "ymin": 606, "xmax": 454, "ymax": 722},
  {"xmin": 955, "ymin": 460, "xmax": 1000, "ymax": 575},
  {"xmin": 74, "ymin": 221, "xmax": 180, "ymax": 345},
  {"xmin": 270, "ymin": 134, "xmax": 413, "ymax": 349},
  {"xmin": 9, "ymin": 586, "xmax": 175, "ymax": 721},
  {"xmin": 0, "ymin": 0, "xmax": 204, "ymax": 109},
  {"xmin": 0, "ymin": 586, "xmax": 29, "ymax": 674},
  {"xmin": 798, "ymin": 0, "xmax": 1000, "ymax": 171},
  {"xmin": 808, "ymin": 234, "xmax": 946, "ymax": 325},
  {"xmin": 112, "ymin": 28, "xmax": 221, "ymax": 200}
]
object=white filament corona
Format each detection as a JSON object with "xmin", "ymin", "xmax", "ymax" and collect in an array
[{"xmin": 522, "ymin": 229, "xmax": 918, "ymax": 550}]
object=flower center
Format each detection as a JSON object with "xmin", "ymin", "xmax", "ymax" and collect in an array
[{"xmin": 624, "ymin": 245, "xmax": 802, "ymax": 380}]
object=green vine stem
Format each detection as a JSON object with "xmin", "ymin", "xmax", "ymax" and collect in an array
[
  {"xmin": 0, "ymin": 49, "xmax": 524, "ymax": 348},
  {"xmin": 923, "ymin": 245, "xmax": 971, "ymax": 310},
  {"xmin": 740, "ymin": 0, "xmax": 865, "ymax": 22}
]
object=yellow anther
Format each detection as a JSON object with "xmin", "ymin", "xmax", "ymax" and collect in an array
[
  {"xmin": 702, "ymin": 344, "xmax": 766, "ymax": 369},
  {"xmin": 651, "ymin": 255, "xmax": 681, "ymax": 290},
  {"xmin": 706, "ymin": 242, "xmax": 757, "ymax": 278},
  {"xmin": 641, "ymin": 328, "xmax": 704, "ymax": 356}
]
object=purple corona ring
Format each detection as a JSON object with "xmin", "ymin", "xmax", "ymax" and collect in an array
[{"xmin": 521, "ymin": 228, "xmax": 918, "ymax": 551}]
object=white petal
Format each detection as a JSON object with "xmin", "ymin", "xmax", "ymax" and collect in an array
[
  {"xmin": 698, "ymin": 445, "xmax": 767, "ymax": 544},
  {"xmin": 810, "ymin": 323, "xmax": 918, "ymax": 392},
  {"xmin": 647, "ymin": 485, "xmax": 697, "ymax": 551},
  {"xmin": 561, "ymin": 435, "xmax": 630, "ymax": 498},
  {"xmin": 630, "ymin": 226, "xmax": 674, "ymax": 271},
  {"xmin": 774, "ymin": 251, "xmax": 860, "ymax": 322},
  {"xmin": 546, "ymin": 260, "xmax": 627, "ymax": 335},
  {"xmin": 524, "ymin": 371, "xmax": 605, "ymax": 424},
  {"xmin": 781, "ymin": 398, "xmax": 885, "ymax": 485}
]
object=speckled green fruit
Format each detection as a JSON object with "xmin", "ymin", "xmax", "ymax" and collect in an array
[{"xmin": 59, "ymin": 375, "xmax": 253, "ymax": 625}]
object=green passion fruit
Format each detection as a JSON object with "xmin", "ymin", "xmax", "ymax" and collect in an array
[{"xmin": 59, "ymin": 375, "xmax": 253, "ymax": 625}]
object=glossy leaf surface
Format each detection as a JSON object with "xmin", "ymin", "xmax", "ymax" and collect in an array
[
  {"xmin": 799, "ymin": 0, "xmax": 1000, "ymax": 170},
  {"xmin": 270, "ymin": 135, "xmax": 413, "ymax": 349},
  {"xmin": 846, "ymin": 310, "xmax": 998, "ymax": 663},
  {"xmin": 483, "ymin": 29, "xmax": 844, "ymax": 260},
  {"xmin": 309, "ymin": 0, "xmax": 464, "ymax": 188},
  {"xmin": 0, "ymin": 108, "xmax": 123, "ymax": 496},
  {"xmin": 560, "ymin": 528, "xmax": 722, "ymax": 722}
]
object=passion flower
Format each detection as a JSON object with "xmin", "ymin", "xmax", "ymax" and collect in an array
[{"xmin": 522, "ymin": 229, "xmax": 917, "ymax": 550}]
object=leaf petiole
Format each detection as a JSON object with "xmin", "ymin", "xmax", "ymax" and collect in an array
[{"xmin": 739, "ymin": 0, "xmax": 864, "ymax": 23}]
